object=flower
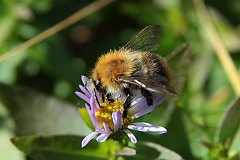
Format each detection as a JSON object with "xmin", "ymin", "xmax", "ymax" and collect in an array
[{"xmin": 75, "ymin": 76, "xmax": 167, "ymax": 148}]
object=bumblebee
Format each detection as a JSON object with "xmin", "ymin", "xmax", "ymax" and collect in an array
[{"xmin": 87, "ymin": 25, "xmax": 178, "ymax": 118}]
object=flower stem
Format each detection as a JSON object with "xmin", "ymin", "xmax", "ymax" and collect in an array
[{"xmin": 193, "ymin": 0, "xmax": 240, "ymax": 95}]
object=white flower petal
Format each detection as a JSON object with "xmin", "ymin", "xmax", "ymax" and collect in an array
[
  {"xmin": 96, "ymin": 133, "xmax": 110, "ymax": 142},
  {"xmin": 124, "ymin": 129, "xmax": 137, "ymax": 143},
  {"xmin": 81, "ymin": 132, "xmax": 98, "ymax": 147},
  {"xmin": 128, "ymin": 95, "xmax": 165, "ymax": 118},
  {"xmin": 128, "ymin": 122, "xmax": 167, "ymax": 134},
  {"xmin": 133, "ymin": 105, "xmax": 155, "ymax": 118},
  {"xmin": 128, "ymin": 97, "xmax": 147, "ymax": 116}
]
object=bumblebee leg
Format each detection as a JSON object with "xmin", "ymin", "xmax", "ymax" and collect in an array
[
  {"xmin": 141, "ymin": 88, "xmax": 153, "ymax": 106},
  {"xmin": 123, "ymin": 95, "xmax": 131, "ymax": 118},
  {"xmin": 94, "ymin": 89, "xmax": 103, "ymax": 108},
  {"xmin": 101, "ymin": 94, "xmax": 105, "ymax": 103},
  {"xmin": 123, "ymin": 88, "xmax": 131, "ymax": 118}
]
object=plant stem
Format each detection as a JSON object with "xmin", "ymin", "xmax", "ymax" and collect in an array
[
  {"xmin": 0, "ymin": 0, "xmax": 114, "ymax": 62},
  {"xmin": 193, "ymin": 0, "xmax": 240, "ymax": 95}
]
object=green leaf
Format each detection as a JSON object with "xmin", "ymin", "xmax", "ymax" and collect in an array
[
  {"xmin": 11, "ymin": 135, "xmax": 114, "ymax": 160},
  {"xmin": 182, "ymin": 111, "xmax": 209, "ymax": 159},
  {"xmin": 0, "ymin": 50, "xmax": 26, "ymax": 84},
  {"xmin": 117, "ymin": 147, "xmax": 136, "ymax": 156},
  {"xmin": 135, "ymin": 108, "xmax": 195, "ymax": 159},
  {"xmin": 79, "ymin": 107, "xmax": 95, "ymax": 131},
  {"xmin": 0, "ymin": 84, "xmax": 91, "ymax": 136},
  {"xmin": 215, "ymin": 96, "xmax": 240, "ymax": 145},
  {"xmin": 229, "ymin": 128, "xmax": 240, "ymax": 158},
  {"xmin": 131, "ymin": 142, "xmax": 184, "ymax": 160},
  {"xmin": 166, "ymin": 43, "xmax": 192, "ymax": 95},
  {"xmin": 144, "ymin": 142, "xmax": 184, "ymax": 160},
  {"xmin": 162, "ymin": 43, "xmax": 192, "ymax": 125}
]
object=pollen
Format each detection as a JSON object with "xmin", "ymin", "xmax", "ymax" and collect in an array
[
  {"xmin": 95, "ymin": 99, "xmax": 132, "ymax": 131},
  {"xmin": 123, "ymin": 116, "xmax": 133, "ymax": 127}
]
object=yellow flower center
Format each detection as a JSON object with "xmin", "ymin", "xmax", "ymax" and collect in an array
[{"xmin": 95, "ymin": 99, "xmax": 133, "ymax": 131}]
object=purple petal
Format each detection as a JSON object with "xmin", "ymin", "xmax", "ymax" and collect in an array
[
  {"xmin": 95, "ymin": 95, "xmax": 101, "ymax": 108},
  {"xmin": 96, "ymin": 133, "xmax": 110, "ymax": 142},
  {"xmin": 81, "ymin": 132, "xmax": 98, "ymax": 147},
  {"xmin": 134, "ymin": 105, "xmax": 162, "ymax": 118},
  {"xmin": 152, "ymin": 95, "xmax": 165, "ymax": 106},
  {"xmin": 123, "ymin": 129, "xmax": 137, "ymax": 143},
  {"xmin": 79, "ymin": 84, "xmax": 91, "ymax": 98},
  {"xmin": 81, "ymin": 75, "xmax": 88, "ymax": 85},
  {"xmin": 85, "ymin": 104, "xmax": 98, "ymax": 128},
  {"xmin": 128, "ymin": 122, "xmax": 167, "ymax": 134},
  {"xmin": 128, "ymin": 97, "xmax": 147, "ymax": 116},
  {"xmin": 134, "ymin": 106, "xmax": 155, "ymax": 118},
  {"xmin": 103, "ymin": 122, "xmax": 111, "ymax": 133},
  {"xmin": 112, "ymin": 110, "xmax": 122, "ymax": 132},
  {"xmin": 112, "ymin": 112, "xmax": 118, "ymax": 132},
  {"xmin": 131, "ymin": 96, "xmax": 146, "ymax": 107},
  {"xmin": 90, "ymin": 94, "xmax": 97, "ymax": 110},
  {"xmin": 86, "ymin": 96, "xmax": 101, "ymax": 130},
  {"xmin": 75, "ymin": 91, "xmax": 89, "ymax": 103},
  {"xmin": 85, "ymin": 103, "xmax": 91, "ymax": 111}
]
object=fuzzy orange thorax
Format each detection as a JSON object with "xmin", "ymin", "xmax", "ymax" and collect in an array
[{"xmin": 91, "ymin": 49, "xmax": 134, "ymax": 90}]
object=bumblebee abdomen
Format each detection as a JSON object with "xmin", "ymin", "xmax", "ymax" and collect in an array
[
  {"xmin": 91, "ymin": 49, "xmax": 134, "ymax": 90},
  {"xmin": 137, "ymin": 52, "xmax": 170, "ymax": 82}
]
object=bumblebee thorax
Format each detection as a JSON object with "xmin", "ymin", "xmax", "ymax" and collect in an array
[{"xmin": 91, "ymin": 49, "xmax": 135, "ymax": 90}]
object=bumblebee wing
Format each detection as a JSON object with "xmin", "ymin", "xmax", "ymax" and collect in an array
[
  {"xmin": 166, "ymin": 43, "xmax": 191, "ymax": 94},
  {"xmin": 165, "ymin": 43, "xmax": 190, "ymax": 61},
  {"xmin": 124, "ymin": 25, "xmax": 163, "ymax": 52},
  {"xmin": 119, "ymin": 75, "xmax": 177, "ymax": 96}
]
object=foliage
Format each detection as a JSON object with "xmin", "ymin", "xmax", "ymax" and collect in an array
[{"xmin": 0, "ymin": 0, "xmax": 240, "ymax": 159}]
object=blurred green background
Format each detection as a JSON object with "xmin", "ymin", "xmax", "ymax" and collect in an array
[{"xmin": 0, "ymin": 0, "xmax": 240, "ymax": 159}]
